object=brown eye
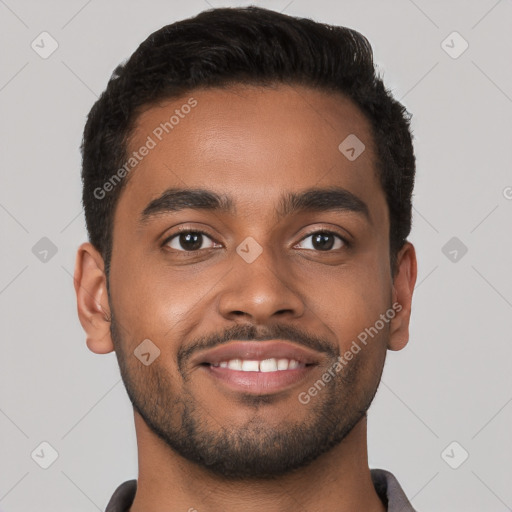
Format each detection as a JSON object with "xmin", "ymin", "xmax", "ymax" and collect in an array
[
  {"xmin": 164, "ymin": 230, "xmax": 216, "ymax": 252},
  {"xmin": 296, "ymin": 231, "xmax": 347, "ymax": 251}
]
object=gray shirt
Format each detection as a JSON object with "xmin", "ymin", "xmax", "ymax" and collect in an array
[{"xmin": 105, "ymin": 468, "xmax": 417, "ymax": 511}]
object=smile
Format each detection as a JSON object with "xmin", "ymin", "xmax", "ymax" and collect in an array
[{"xmin": 192, "ymin": 340, "xmax": 325, "ymax": 395}]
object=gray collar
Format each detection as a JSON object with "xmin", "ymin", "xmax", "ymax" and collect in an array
[{"xmin": 371, "ymin": 468, "xmax": 418, "ymax": 511}]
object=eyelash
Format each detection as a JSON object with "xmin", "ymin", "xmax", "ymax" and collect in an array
[
  {"xmin": 299, "ymin": 228, "xmax": 351, "ymax": 250},
  {"xmin": 162, "ymin": 228, "xmax": 351, "ymax": 253}
]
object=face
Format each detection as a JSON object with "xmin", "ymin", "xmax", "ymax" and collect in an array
[{"xmin": 94, "ymin": 84, "xmax": 413, "ymax": 479}]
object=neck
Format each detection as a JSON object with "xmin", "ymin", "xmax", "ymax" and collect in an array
[{"xmin": 129, "ymin": 413, "xmax": 386, "ymax": 512}]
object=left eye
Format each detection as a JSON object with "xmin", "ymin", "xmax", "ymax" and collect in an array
[
  {"xmin": 295, "ymin": 231, "xmax": 347, "ymax": 251},
  {"xmin": 164, "ymin": 230, "xmax": 217, "ymax": 252}
]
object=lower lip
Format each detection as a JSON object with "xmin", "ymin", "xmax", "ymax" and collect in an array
[{"xmin": 204, "ymin": 364, "xmax": 316, "ymax": 394}]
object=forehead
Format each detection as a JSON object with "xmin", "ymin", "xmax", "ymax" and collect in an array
[{"xmin": 115, "ymin": 84, "xmax": 386, "ymax": 227}]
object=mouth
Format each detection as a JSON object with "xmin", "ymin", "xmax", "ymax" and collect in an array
[{"xmin": 192, "ymin": 340, "xmax": 324, "ymax": 395}]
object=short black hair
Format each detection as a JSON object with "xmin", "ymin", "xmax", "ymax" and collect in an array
[{"xmin": 81, "ymin": 6, "xmax": 415, "ymax": 277}]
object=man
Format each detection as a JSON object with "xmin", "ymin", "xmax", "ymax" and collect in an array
[{"xmin": 74, "ymin": 6, "xmax": 418, "ymax": 511}]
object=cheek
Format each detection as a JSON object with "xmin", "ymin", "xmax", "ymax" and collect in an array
[
  {"xmin": 111, "ymin": 260, "xmax": 228, "ymax": 346},
  {"xmin": 298, "ymin": 261, "xmax": 391, "ymax": 346}
]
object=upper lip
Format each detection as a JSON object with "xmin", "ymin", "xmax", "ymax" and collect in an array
[{"xmin": 191, "ymin": 340, "xmax": 324, "ymax": 367}]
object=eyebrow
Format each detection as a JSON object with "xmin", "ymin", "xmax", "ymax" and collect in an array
[{"xmin": 138, "ymin": 186, "xmax": 371, "ymax": 225}]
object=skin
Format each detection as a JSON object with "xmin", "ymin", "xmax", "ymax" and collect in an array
[{"xmin": 74, "ymin": 84, "xmax": 417, "ymax": 512}]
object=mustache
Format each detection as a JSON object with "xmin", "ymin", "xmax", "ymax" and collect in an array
[{"xmin": 177, "ymin": 323, "xmax": 339, "ymax": 371}]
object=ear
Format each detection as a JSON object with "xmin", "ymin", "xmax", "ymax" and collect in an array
[
  {"xmin": 73, "ymin": 242, "xmax": 114, "ymax": 354},
  {"xmin": 388, "ymin": 242, "xmax": 417, "ymax": 351}
]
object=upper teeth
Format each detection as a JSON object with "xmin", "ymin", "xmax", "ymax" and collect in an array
[{"xmin": 211, "ymin": 358, "xmax": 303, "ymax": 372}]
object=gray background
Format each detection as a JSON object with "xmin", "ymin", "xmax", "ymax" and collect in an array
[{"xmin": 1, "ymin": 0, "xmax": 511, "ymax": 510}]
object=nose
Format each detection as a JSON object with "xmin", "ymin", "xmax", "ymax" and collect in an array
[{"xmin": 217, "ymin": 247, "xmax": 306, "ymax": 324}]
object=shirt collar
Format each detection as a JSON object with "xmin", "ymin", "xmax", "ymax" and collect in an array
[{"xmin": 371, "ymin": 468, "xmax": 418, "ymax": 512}]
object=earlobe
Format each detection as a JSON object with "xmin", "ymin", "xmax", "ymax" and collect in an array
[
  {"xmin": 73, "ymin": 242, "xmax": 115, "ymax": 354},
  {"xmin": 388, "ymin": 242, "xmax": 418, "ymax": 351}
]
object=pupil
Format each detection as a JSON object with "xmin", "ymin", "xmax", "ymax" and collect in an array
[
  {"xmin": 313, "ymin": 232, "xmax": 334, "ymax": 251},
  {"xmin": 180, "ymin": 232, "xmax": 202, "ymax": 251}
]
